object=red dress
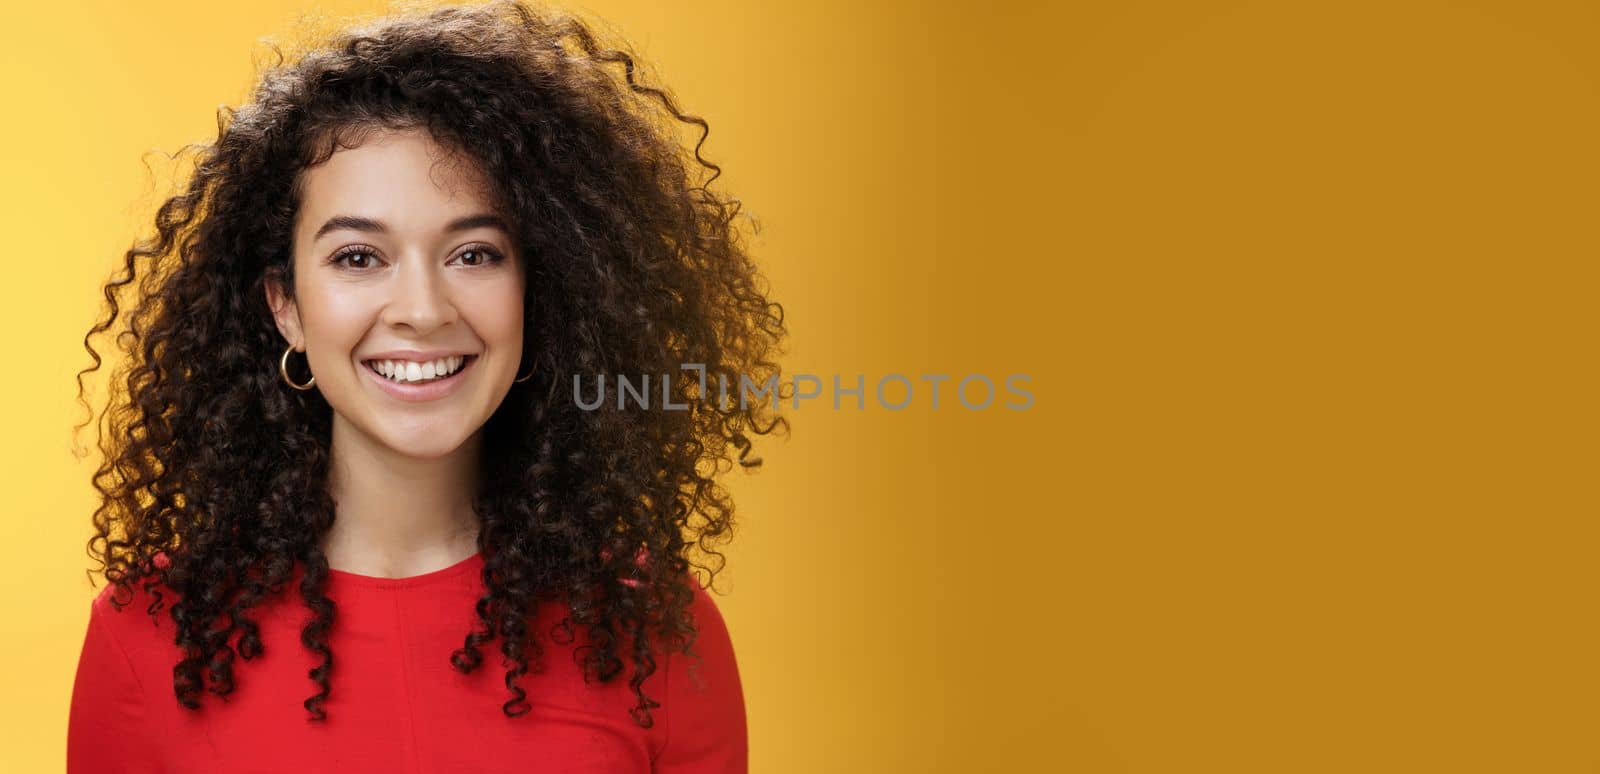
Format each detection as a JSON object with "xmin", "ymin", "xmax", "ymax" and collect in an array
[{"xmin": 67, "ymin": 553, "xmax": 747, "ymax": 773}]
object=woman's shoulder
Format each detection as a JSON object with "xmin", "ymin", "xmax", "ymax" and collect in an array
[
  {"xmin": 668, "ymin": 571, "xmax": 743, "ymax": 708},
  {"xmin": 683, "ymin": 571, "xmax": 732, "ymax": 636},
  {"xmin": 86, "ymin": 556, "xmax": 181, "ymax": 649},
  {"xmin": 651, "ymin": 570, "xmax": 748, "ymax": 768},
  {"xmin": 82, "ymin": 549, "xmax": 232, "ymax": 661}
]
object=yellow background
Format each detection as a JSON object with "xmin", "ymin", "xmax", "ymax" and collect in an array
[{"xmin": 5, "ymin": 0, "xmax": 1597, "ymax": 771}]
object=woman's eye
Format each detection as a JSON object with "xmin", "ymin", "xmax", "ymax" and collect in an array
[
  {"xmin": 458, "ymin": 248, "xmax": 503, "ymax": 266},
  {"xmin": 333, "ymin": 248, "xmax": 379, "ymax": 269},
  {"xmin": 330, "ymin": 246, "xmax": 500, "ymax": 269}
]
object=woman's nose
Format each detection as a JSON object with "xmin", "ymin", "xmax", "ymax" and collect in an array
[{"xmin": 381, "ymin": 256, "xmax": 459, "ymax": 332}]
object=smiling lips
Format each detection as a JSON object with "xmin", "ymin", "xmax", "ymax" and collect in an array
[
  {"xmin": 361, "ymin": 354, "xmax": 479, "ymax": 401},
  {"xmin": 365, "ymin": 355, "xmax": 470, "ymax": 384}
]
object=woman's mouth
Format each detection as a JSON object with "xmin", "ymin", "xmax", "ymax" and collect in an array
[{"xmin": 360, "ymin": 355, "xmax": 478, "ymax": 402}]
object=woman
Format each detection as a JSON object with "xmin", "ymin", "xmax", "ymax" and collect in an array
[{"xmin": 65, "ymin": 2, "xmax": 787, "ymax": 772}]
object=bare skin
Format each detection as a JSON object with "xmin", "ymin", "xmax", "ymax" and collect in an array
[{"xmin": 265, "ymin": 127, "xmax": 527, "ymax": 579}]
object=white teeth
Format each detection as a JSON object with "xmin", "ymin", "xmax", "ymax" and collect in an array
[{"xmin": 367, "ymin": 356, "xmax": 468, "ymax": 384}]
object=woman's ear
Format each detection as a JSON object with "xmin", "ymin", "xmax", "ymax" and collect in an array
[{"xmin": 264, "ymin": 270, "xmax": 304, "ymax": 349}]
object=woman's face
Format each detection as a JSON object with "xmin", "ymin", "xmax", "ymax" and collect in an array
[{"xmin": 266, "ymin": 127, "xmax": 525, "ymax": 460}]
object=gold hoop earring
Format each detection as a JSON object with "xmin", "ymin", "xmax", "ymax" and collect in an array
[
  {"xmin": 279, "ymin": 344, "xmax": 316, "ymax": 391},
  {"xmin": 513, "ymin": 357, "xmax": 538, "ymax": 384}
]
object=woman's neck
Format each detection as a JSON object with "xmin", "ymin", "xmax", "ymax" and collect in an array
[{"xmin": 320, "ymin": 415, "xmax": 483, "ymax": 578}]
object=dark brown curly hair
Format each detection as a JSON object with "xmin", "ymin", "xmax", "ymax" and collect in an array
[{"xmin": 72, "ymin": 0, "xmax": 788, "ymax": 727}]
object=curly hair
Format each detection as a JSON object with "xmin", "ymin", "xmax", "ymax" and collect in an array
[{"xmin": 72, "ymin": 0, "xmax": 788, "ymax": 727}]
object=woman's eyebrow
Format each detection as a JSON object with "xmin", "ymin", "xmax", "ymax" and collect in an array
[{"xmin": 312, "ymin": 213, "xmax": 509, "ymax": 242}]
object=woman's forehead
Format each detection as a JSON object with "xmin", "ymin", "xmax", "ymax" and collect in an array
[{"xmin": 294, "ymin": 128, "xmax": 501, "ymax": 237}]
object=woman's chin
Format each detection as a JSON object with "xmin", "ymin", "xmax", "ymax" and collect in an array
[
  {"xmin": 331, "ymin": 412, "xmax": 473, "ymax": 460},
  {"xmin": 382, "ymin": 428, "xmax": 473, "ymax": 459}
]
